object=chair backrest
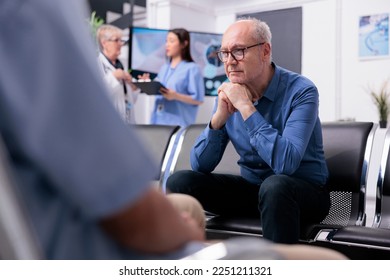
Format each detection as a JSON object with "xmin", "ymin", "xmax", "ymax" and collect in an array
[
  {"xmin": 133, "ymin": 124, "xmax": 180, "ymax": 183},
  {"xmin": 320, "ymin": 122, "xmax": 376, "ymax": 227},
  {"xmin": 0, "ymin": 135, "xmax": 43, "ymax": 259},
  {"xmin": 169, "ymin": 124, "xmax": 240, "ymax": 176},
  {"xmin": 373, "ymin": 128, "xmax": 390, "ymax": 228}
]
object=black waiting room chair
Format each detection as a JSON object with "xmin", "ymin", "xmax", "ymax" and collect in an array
[
  {"xmin": 327, "ymin": 127, "xmax": 390, "ymax": 252},
  {"xmin": 133, "ymin": 124, "xmax": 180, "ymax": 189},
  {"xmin": 169, "ymin": 124, "xmax": 240, "ymax": 176},
  {"xmin": 300, "ymin": 121, "xmax": 376, "ymax": 240},
  {"xmin": 168, "ymin": 122, "xmax": 377, "ymax": 244}
]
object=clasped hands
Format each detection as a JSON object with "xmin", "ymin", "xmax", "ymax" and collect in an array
[
  {"xmin": 218, "ymin": 82, "xmax": 254, "ymax": 112},
  {"xmin": 213, "ymin": 83, "xmax": 256, "ymax": 127}
]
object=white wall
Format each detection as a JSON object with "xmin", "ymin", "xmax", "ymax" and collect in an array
[
  {"xmin": 302, "ymin": 0, "xmax": 338, "ymax": 121},
  {"xmin": 340, "ymin": 0, "xmax": 390, "ymax": 123}
]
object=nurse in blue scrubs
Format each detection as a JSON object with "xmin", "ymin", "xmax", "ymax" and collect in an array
[{"xmin": 151, "ymin": 28, "xmax": 205, "ymax": 127}]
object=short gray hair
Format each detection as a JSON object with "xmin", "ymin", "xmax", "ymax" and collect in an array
[
  {"xmin": 236, "ymin": 16, "xmax": 272, "ymax": 63},
  {"xmin": 236, "ymin": 16, "xmax": 272, "ymax": 45},
  {"xmin": 96, "ymin": 24, "xmax": 123, "ymax": 50}
]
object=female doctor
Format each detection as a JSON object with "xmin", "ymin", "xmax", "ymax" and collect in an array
[{"xmin": 97, "ymin": 24, "xmax": 140, "ymax": 124}]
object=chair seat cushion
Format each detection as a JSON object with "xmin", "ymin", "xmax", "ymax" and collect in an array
[
  {"xmin": 207, "ymin": 216, "xmax": 262, "ymax": 235},
  {"xmin": 206, "ymin": 216, "xmax": 344, "ymax": 241},
  {"xmin": 331, "ymin": 226, "xmax": 390, "ymax": 247}
]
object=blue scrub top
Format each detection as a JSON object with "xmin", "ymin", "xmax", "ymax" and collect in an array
[{"xmin": 151, "ymin": 61, "xmax": 205, "ymax": 127}]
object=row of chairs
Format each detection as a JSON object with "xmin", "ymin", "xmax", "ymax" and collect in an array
[
  {"xmin": 1, "ymin": 122, "xmax": 389, "ymax": 259},
  {"xmin": 134, "ymin": 122, "xmax": 390, "ymax": 259}
]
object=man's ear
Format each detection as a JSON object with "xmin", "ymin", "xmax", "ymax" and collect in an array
[{"xmin": 262, "ymin": 43, "xmax": 271, "ymax": 61}]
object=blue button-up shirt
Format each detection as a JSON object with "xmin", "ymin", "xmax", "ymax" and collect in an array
[{"xmin": 190, "ymin": 63, "xmax": 328, "ymax": 186}]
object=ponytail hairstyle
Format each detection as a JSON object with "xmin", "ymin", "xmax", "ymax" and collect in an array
[{"xmin": 169, "ymin": 28, "xmax": 193, "ymax": 62}]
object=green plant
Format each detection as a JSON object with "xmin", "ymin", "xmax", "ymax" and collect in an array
[
  {"xmin": 368, "ymin": 78, "xmax": 390, "ymax": 123},
  {"xmin": 88, "ymin": 11, "xmax": 104, "ymax": 40}
]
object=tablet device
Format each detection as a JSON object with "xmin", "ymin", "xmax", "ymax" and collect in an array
[
  {"xmin": 134, "ymin": 81, "xmax": 166, "ymax": 95},
  {"xmin": 130, "ymin": 69, "xmax": 157, "ymax": 80}
]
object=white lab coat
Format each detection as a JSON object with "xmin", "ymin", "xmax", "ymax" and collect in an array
[{"xmin": 98, "ymin": 52, "xmax": 139, "ymax": 123}]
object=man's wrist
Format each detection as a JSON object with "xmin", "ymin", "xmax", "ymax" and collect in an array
[
  {"xmin": 210, "ymin": 117, "xmax": 224, "ymax": 130},
  {"xmin": 238, "ymin": 103, "xmax": 257, "ymax": 120}
]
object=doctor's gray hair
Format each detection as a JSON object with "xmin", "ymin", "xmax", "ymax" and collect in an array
[{"xmin": 96, "ymin": 24, "xmax": 124, "ymax": 51}]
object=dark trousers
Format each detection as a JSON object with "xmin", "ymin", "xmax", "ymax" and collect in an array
[{"xmin": 167, "ymin": 170, "xmax": 330, "ymax": 244}]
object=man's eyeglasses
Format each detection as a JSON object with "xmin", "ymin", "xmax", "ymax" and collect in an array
[
  {"xmin": 216, "ymin": 42, "xmax": 265, "ymax": 62},
  {"xmin": 107, "ymin": 38, "xmax": 127, "ymax": 44}
]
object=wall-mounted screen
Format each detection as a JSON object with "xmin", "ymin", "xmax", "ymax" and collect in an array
[{"xmin": 129, "ymin": 26, "xmax": 227, "ymax": 96}]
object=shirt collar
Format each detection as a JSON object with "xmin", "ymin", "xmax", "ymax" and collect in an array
[
  {"xmin": 101, "ymin": 52, "xmax": 123, "ymax": 69},
  {"xmin": 261, "ymin": 62, "xmax": 279, "ymax": 102}
]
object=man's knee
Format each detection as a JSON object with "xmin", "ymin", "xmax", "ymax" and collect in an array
[
  {"xmin": 166, "ymin": 170, "xmax": 201, "ymax": 193},
  {"xmin": 259, "ymin": 174, "xmax": 293, "ymax": 200}
]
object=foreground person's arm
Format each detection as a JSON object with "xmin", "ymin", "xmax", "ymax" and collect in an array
[{"xmin": 100, "ymin": 188, "xmax": 205, "ymax": 254}]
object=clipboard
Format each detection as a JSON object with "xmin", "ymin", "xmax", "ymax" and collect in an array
[{"xmin": 134, "ymin": 81, "xmax": 166, "ymax": 95}]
